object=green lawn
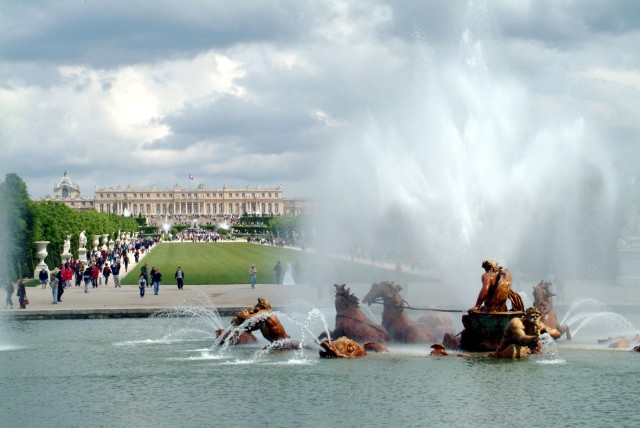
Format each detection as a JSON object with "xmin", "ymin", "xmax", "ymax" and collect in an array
[{"xmin": 121, "ymin": 242, "xmax": 435, "ymax": 286}]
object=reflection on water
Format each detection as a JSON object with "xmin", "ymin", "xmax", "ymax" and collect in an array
[{"xmin": 0, "ymin": 305, "xmax": 639, "ymax": 428}]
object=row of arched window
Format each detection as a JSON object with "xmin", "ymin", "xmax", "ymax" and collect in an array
[{"xmin": 99, "ymin": 202, "xmax": 279, "ymax": 215}]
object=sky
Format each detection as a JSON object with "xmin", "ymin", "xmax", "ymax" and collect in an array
[
  {"xmin": 4, "ymin": 0, "xmax": 640, "ymax": 284},
  {"xmin": 2, "ymin": 0, "xmax": 639, "ymax": 201}
]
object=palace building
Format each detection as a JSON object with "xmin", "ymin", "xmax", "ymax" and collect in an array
[
  {"xmin": 42, "ymin": 172, "xmax": 310, "ymax": 217},
  {"xmin": 94, "ymin": 183, "xmax": 284, "ymax": 216}
]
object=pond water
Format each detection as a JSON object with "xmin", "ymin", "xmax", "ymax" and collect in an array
[{"xmin": 1, "ymin": 304, "xmax": 639, "ymax": 428}]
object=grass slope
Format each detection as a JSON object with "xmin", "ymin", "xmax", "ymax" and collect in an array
[{"xmin": 121, "ymin": 242, "xmax": 434, "ymax": 286}]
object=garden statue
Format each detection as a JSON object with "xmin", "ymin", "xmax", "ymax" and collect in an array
[
  {"xmin": 63, "ymin": 234, "xmax": 71, "ymax": 254},
  {"xmin": 79, "ymin": 231, "xmax": 87, "ymax": 249}
]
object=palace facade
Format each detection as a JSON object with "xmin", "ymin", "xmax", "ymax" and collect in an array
[
  {"xmin": 94, "ymin": 183, "xmax": 285, "ymax": 216},
  {"xmin": 42, "ymin": 172, "xmax": 310, "ymax": 217}
]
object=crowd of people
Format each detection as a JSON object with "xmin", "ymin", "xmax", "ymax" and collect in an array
[{"xmin": 16, "ymin": 236, "xmax": 161, "ymax": 306}]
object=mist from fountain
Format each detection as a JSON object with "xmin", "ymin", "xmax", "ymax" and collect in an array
[
  {"xmin": 557, "ymin": 298, "xmax": 637, "ymax": 340},
  {"xmin": 310, "ymin": 12, "xmax": 619, "ymax": 304}
]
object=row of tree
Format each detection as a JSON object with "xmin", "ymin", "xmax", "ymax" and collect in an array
[{"xmin": 0, "ymin": 173, "xmax": 139, "ymax": 283}]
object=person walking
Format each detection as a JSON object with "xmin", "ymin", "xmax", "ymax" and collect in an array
[
  {"xmin": 112, "ymin": 261, "xmax": 121, "ymax": 288},
  {"xmin": 56, "ymin": 268, "xmax": 64, "ymax": 302},
  {"xmin": 151, "ymin": 267, "xmax": 162, "ymax": 295},
  {"xmin": 250, "ymin": 265, "xmax": 257, "ymax": 289},
  {"xmin": 49, "ymin": 274, "xmax": 59, "ymax": 304},
  {"xmin": 141, "ymin": 263, "xmax": 149, "ymax": 288},
  {"xmin": 175, "ymin": 266, "xmax": 184, "ymax": 290},
  {"xmin": 83, "ymin": 267, "xmax": 92, "ymax": 293},
  {"xmin": 102, "ymin": 262, "xmax": 111, "ymax": 285},
  {"xmin": 91, "ymin": 263, "xmax": 100, "ymax": 288},
  {"xmin": 138, "ymin": 274, "xmax": 146, "ymax": 297},
  {"xmin": 39, "ymin": 267, "xmax": 49, "ymax": 289},
  {"xmin": 274, "ymin": 261, "xmax": 283, "ymax": 285},
  {"xmin": 16, "ymin": 280, "xmax": 28, "ymax": 309}
]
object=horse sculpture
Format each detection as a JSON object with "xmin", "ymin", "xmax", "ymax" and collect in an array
[
  {"xmin": 362, "ymin": 281, "xmax": 436, "ymax": 343},
  {"xmin": 318, "ymin": 284, "xmax": 390, "ymax": 343},
  {"xmin": 532, "ymin": 280, "xmax": 571, "ymax": 340}
]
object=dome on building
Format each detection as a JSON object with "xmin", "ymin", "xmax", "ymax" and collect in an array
[{"xmin": 54, "ymin": 171, "xmax": 81, "ymax": 199}]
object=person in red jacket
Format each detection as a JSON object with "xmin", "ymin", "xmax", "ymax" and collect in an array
[
  {"xmin": 61, "ymin": 263, "xmax": 74, "ymax": 289},
  {"xmin": 91, "ymin": 264, "xmax": 100, "ymax": 288}
]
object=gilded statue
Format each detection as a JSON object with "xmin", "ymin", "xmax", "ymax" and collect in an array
[{"xmin": 470, "ymin": 259, "xmax": 524, "ymax": 313}]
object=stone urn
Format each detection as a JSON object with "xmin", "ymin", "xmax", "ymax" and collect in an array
[
  {"xmin": 108, "ymin": 238, "xmax": 115, "ymax": 251},
  {"xmin": 92, "ymin": 235, "xmax": 100, "ymax": 252},
  {"xmin": 34, "ymin": 241, "xmax": 50, "ymax": 278},
  {"xmin": 101, "ymin": 234, "xmax": 109, "ymax": 250}
]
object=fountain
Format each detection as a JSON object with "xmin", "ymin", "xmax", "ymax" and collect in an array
[{"xmin": 311, "ymin": 17, "xmax": 618, "ymax": 304}]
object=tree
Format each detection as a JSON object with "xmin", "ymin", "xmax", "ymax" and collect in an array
[{"xmin": 0, "ymin": 173, "xmax": 37, "ymax": 281}]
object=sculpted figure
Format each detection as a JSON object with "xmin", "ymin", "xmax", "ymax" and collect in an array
[
  {"xmin": 318, "ymin": 284, "xmax": 389, "ymax": 343},
  {"xmin": 63, "ymin": 235, "xmax": 71, "ymax": 254},
  {"xmin": 215, "ymin": 328, "xmax": 259, "ymax": 346},
  {"xmin": 488, "ymin": 307, "xmax": 558, "ymax": 359},
  {"xmin": 470, "ymin": 260, "xmax": 524, "ymax": 313},
  {"xmin": 231, "ymin": 298, "xmax": 295, "ymax": 347},
  {"xmin": 319, "ymin": 336, "xmax": 368, "ymax": 358},
  {"xmin": 362, "ymin": 281, "xmax": 436, "ymax": 343},
  {"xmin": 79, "ymin": 231, "xmax": 87, "ymax": 249},
  {"xmin": 532, "ymin": 280, "xmax": 571, "ymax": 339},
  {"xmin": 598, "ymin": 336, "xmax": 632, "ymax": 349}
]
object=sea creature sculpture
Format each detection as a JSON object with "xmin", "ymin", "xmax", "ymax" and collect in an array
[
  {"xmin": 532, "ymin": 280, "xmax": 571, "ymax": 339},
  {"xmin": 318, "ymin": 284, "xmax": 389, "ymax": 343},
  {"xmin": 598, "ymin": 336, "xmax": 632, "ymax": 349},
  {"xmin": 215, "ymin": 328, "xmax": 259, "ymax": 345},
  {"xmin": 362, "ymin": 281, "xmax": 436, "ymax": 343},
  {"xmin": 319, "ymin": 336, "xmax": 367, "ymax": 358},
  {"xmin": 231, "ymin": 298, "xmax": 298, "ymax": 349}
]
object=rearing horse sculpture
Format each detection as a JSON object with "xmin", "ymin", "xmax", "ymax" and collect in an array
[
  {"xmin": 362, "ymin": 281, "xmax": 436, "ymax": 343},
  {"xmin": 532, "ymin": 280, "xmax": 571, "ymax": 340},
  {"xmin": 319, "ymin": 284, "xmax": 390, "ymax": 343}
]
